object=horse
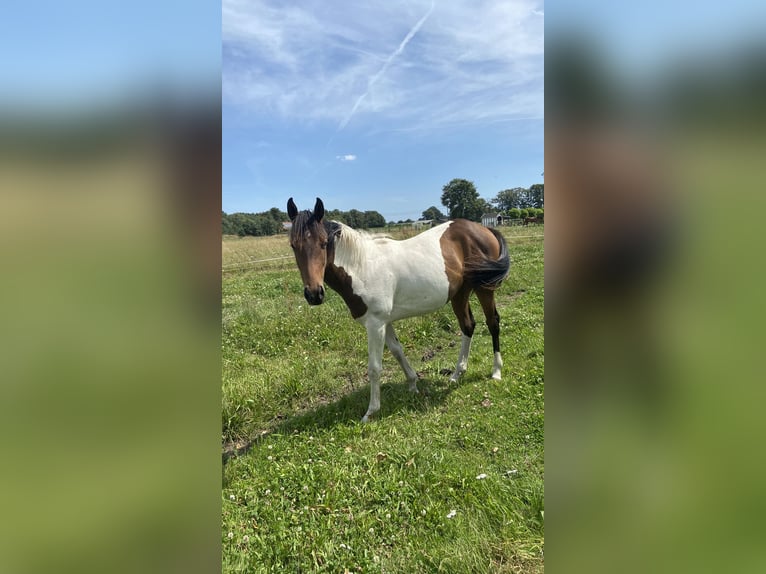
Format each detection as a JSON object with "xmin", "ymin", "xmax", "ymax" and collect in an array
[
  {"xmin": 523, "ymin": 216, "xmax": 541, "ymax": 226},
  {"xmin": 287, "ymin": 197, "xmax": 511, "ymax": 422}
]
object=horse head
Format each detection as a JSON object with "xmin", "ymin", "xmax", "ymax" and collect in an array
[{"xmin": 287, "ymin": 197, "xmax": 333, "ymax": 305}]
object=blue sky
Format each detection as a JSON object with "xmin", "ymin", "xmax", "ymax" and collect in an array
[
  {"xmin": 0, "ymin": 2, "xmax": 220, "ymax": 110},
  {"xmin": 223, "ymin": 0, "xmax": 544, "ymax": 221}
]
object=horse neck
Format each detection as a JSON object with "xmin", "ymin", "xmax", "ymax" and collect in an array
[{"xmin": 332, "ymin": 223, "xmax": 373, "ymax": 275}]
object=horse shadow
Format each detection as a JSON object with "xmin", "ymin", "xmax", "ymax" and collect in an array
[{"xmin": 222, "ymin": 371, "xmax": 482, "ymax": 465}]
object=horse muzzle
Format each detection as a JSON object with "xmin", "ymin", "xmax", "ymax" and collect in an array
[{"xmin": 304, "ymin": 285, "xmax": 325, "ymax": 305}]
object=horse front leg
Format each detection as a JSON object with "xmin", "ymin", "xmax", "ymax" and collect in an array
[{"xmin": 362, "ymin": 322, "xmax": 386, "ymax": 423}]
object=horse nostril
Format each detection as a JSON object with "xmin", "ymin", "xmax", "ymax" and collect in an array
[{"xmin": 304, "ymin": 286, "xmax": 324, "ymax": 305}]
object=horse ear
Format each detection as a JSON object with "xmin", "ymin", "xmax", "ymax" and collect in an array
[
  {"xmin": 314, "ymin": 197, "xmax": 325, "ymax": 222},
  {"xmin": 287, "ymin": 197, "xmax": 298, "ymax": 221}
]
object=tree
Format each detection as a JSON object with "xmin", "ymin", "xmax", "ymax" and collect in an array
[
  {"xmin": 492, "ymin": 187, "xmax": 526, "ymax": 212},
  {"xmin": 491, "ymin": 184, "xmax": 544, "ymax": 211},
  {"xmin": 346, "ymin": 209, "xmax": 363, "ymax": 228},
  {"xmin": 222, "ymin": 211, "xmax": 238, "ymax": 235},
  {"xmin": 421, "ymin": 206, "xmax": 445, "ymax": 221},
  {"xmin": 441, "ymin": 178, "xmax": 483, "ymax": 221},
  {"xmin": 363, "ymin": 211, "xmax": 386, "ymax": 228},
  {"xmin": 477, "ymin": 198, "xmax": 493, "ymax": 214},
  {"xmin": 528, "ymin": 183, "xmax": 544, "ymax": 209},
  {"xmin": 254, "ymin": 215, "xmax": 277, "ymax": 236},
  {"xmin": 268, "ymin": 207, "xmax": 287, "ymax": 223}
]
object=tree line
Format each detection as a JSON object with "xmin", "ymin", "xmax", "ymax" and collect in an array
[
  {"xmin": 222, "ymin": 178, "xmax": 543, "ymax": 236},
  {"xmin": 222, "ymin": 207, "xmax": 386, "ymax": 237},
  {"xmin": 436, "ymin": 178, "xmax": 544, "ymax": 222}
]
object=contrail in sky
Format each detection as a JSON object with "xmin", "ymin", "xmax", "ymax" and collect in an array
[{"xmin": 337, "ymin": 0, "xmax": 436, "ymax": 132}]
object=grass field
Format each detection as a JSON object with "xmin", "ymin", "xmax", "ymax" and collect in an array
[{"xmin": 222, "ymin": 224, "xmax": 544, "ymax": 573}]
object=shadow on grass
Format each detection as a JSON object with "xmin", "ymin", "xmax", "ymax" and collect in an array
[{"xmin": 222, "ymin": 371, "xmax": 483, "ymax": 465}]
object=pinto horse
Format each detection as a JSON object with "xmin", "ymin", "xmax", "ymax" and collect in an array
[{"xmin": 287, "ymin": 197, "xmax": 511, "ymax": 422}]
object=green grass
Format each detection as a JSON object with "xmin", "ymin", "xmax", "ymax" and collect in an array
[{"xmin": 222, "ymin": 225, "xmax": 544, "ymax": 573}]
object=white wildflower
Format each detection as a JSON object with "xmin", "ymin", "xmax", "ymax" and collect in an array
[
  {"xmin": 229, "ymin": 494, "xmax": 235, "ymax": 500},
  {"xmin": 446, "ymin": 510, "xmax": 457, "ymax": 519},
  {"xmin": 264, "ymin": 489, "xmax": 271, "ymax": 496},
  {"xmin": 227, "ymin": 532, "xmax": 234, "ymax": 539},
  {"xmin": 242, "ymin": 535, "xmax": 249, "ymax": 543},
  {"xmin": 476, "ymin": 473, "xmax": 488, "ymax": 480}
]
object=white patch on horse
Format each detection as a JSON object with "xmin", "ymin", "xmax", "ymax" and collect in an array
[
  {"xmin": 450, "ymin": 334, "xmax": 473, "ymax": 382},
  {"xmin": 492, "ymin": 351, "xmax": 503, "ymax": 380}
]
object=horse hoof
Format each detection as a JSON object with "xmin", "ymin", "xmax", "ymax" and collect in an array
[{"xmin": 492, "ymin": 374, "xmax": 502, "ymax": 381}]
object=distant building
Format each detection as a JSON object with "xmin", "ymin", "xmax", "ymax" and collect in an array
[{"xmin": 481, "ymin": 213, "xmax": 516, "ymax": 227}]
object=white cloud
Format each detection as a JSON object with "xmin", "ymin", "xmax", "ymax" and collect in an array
[
  {"xmin": 336, "ymin": 154, "xmax": 357, "ymax": 162},
  {"xmin": 222, "ymin": 0, "xmax": 543, "ymax": 131},
  {"xmin": 337, "ymin": 0, "xmax": 436, "ymax": 131}
]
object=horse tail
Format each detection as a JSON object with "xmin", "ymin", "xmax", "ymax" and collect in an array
[{"xmin": 464, "ymin": 228, "xmax": 511, "ymax": 290}]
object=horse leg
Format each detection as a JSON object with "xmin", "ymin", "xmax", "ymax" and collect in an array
[
  {"xmin": 362, "ymin": 321, "xmax": 386, "ymax": 423},
  {"xmin": 450, "ymin": 287, "xmax": 476, "ymax": 382},
  {"xmin": 385, "ymin": 323, "xmax": 419, "ymax": 392},
  {"xmin": 476, "ymin": 288, "xmax": 503, "ymax": 380}
]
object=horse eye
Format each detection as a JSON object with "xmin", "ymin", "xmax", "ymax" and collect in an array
[{"xmin": 320, "ymin": 242, "xmax": 328, "ymax": 250}]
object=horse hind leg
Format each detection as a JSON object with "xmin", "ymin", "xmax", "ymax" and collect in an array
[
  {"xmin": 450, "ymin": 288, "xmax": 476, "ymax": 382},
  {"xmin": 476, "ymin": 288, "xmax": 503, "ymax": 380},
  {"xmin": 385, "ymin": 323, "xmax": 419, "ymax": 392}
]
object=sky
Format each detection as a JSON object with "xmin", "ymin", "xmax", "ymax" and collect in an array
[
  {"xmin": 546, "ymin": 0, "xmax": 766, "ymax": 81},
  {"xmin": 0, "ymin": 2, "xmax": 220, "ymax": 110},
  {"xmin": 222, "ymin": 0, "xmax": 544, "ymax": 222}
]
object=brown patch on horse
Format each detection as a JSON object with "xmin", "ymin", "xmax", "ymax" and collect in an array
[
  {"xmin": 322, "ymin": 221, "xmax": 368, "ymax": 318},
  {"xmin": 439, "ymin": 219, "xmax": 507, "ymax": 299},
  {"xmin": 324, "ymin": 263, "xmax": 368, "ymax": 319}
]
